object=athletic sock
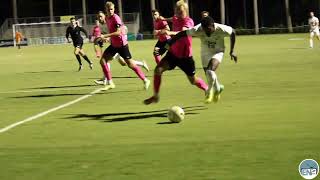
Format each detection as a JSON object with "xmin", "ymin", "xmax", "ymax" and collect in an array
[
  {"xmin": 75, "ymin": 55, "xmax": 82, "ymax": 65},
  {"xmin": 206, "ymin": 70, "xmax": 220, "ymax": 92},
  {"xmin": 82, "ymin": 55, "xmax": 92, "ymax": 64},
  {"xmin": 132, "ymin": 65, "xmax": 145, "ymax": 80},
  {"xmin": 194, "ymin": 78, "xmax": 208, "ymax": 91},
  {"xmin": 101, "ymin": 63, "xmax": 112, "ymax": 81}
]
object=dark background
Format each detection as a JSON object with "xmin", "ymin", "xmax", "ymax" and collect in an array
[{"xmin": 1, "ymin": 0, "xmax": 320, "ymax": 32}]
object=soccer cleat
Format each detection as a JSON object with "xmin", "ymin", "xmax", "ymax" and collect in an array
[
  {"xmin": 143, "ymin": 96, "xmax": 159, "ymax": 105},
  {"xmin": 142, "ymin": 60, "xmax": 150, "ymax": 71},
  {"xmin": 78, "ymin": 65, "xmax": 83, "ymax": 71},
  {"xmin": 213, "ymin": 85, "xmax": 224, "ymax": 103},
  {"xmin": 89, "ymin": 63, "xmax": 93, "ymax": 70},
  {"xmin": 144, "ymin": 79, "xmax": 151, "ymax": 90},
  {"xmin": 94, "ymin": 79, "xmax": 107, "ymax": 86},
  {"xmin": 204, "ymin": 88, "xmax": 214, "ymax": 104},
  {"xmin": 101, "ymin": 82, "xmax": 116, "ymax": 91}
]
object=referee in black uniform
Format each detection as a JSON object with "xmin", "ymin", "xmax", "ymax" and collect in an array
[{"xmin": 66, "ymin": 17, "xmax": 93, "ymax": 71}]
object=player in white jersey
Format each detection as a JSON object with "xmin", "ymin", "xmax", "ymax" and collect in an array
[
  {"xmin": 309, "ymin": 11, "xmax": 320, "ymax": 48},
  {"xmin": 166, "ymin": 16, "xmax": 237, "ymax": 103}
]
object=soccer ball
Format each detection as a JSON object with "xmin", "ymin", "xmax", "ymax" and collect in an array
[{"xmin": 167, "ymin": 106, "xmax": 185, "ymax": 123}]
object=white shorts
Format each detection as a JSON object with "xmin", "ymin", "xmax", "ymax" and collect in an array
[
  {"xmin": 310, "ymin": 29, "xmax": 320, "ymax": 37},
  {"xmin": 201, "ymin": 51, "xmax": 224, "ymax": 68}
]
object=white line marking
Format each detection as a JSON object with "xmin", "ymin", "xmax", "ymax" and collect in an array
[
  {"xmin": 288, "ymin": 38, "xmax": 305, "ymax": 41},
  {"xmin": 0, "ymin": 88, "xmax": 103, "ymax": 134}
]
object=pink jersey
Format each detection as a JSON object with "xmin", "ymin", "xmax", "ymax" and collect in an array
[
  {"xmin": 170, "ymin": 16, "xmax": 194, "ymax": 58},
  {"xmin": 92, "ymin": 25, "xmax": 101, "ymax": 38},
  {"xmin": 153, "ymin": 19, "xmax": 171, "ymax": 42},
  {"xmin": 106, "ymin": 14, "xmax": 128, "ymax": 48}
]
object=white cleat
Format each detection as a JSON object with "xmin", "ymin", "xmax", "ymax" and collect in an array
[
  {"xmin": 144, "ymin": 79, "xmax": 150, "ymax": 90},
  {"xmin": 142, "ymin": 60, "xmax": 150, "ymax": 72},
  {"xmin": 101, "ymin": 82, "xmax": 116, "ymax": 91},
  {"xmin": 94, "ymin": 79, "xmax": 107, "ymax": 86}
]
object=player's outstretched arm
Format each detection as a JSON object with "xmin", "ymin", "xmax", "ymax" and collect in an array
[{"xmin": 230, "ymin": 29, "xmax": 237, "ymax": 63}]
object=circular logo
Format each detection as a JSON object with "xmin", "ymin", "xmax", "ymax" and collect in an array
[{"xmin": 299, "ymin": 159, "xmax": 319, "ymax": 179}]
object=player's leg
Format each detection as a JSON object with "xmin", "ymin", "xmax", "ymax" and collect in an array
[
  {"xmin": 95, "ymin": 45, "xmax": 116, "ymax": 90},
  {"xmin": 153, "ymin": 40, "xmax": 167, "ymax": 64},
  {"xmin": 94, "ymin": 37, "xmax": 103, "ymax": 58},
  {"xmin": 78, "ymin": 43, "xmax": 93, "ymax": 68},
  {"xmin": 205, "ymin": 53, "xmax": 224, "ymax": 103},
  {"xmin": 310, "ymin": 31, "xmax": 315, "ymax": 48},
  {"xmin": 17, "ymin": 39, "xmax": 21, "ymax": 49},
  {"xmin": 177, "ymin": 57, "xmax": 208, "ymax": 92},
  {"xmin": 114, "ymin": 53, "xmax": 149, "ymax": 71},
  {"xmin": 74, "ymin": 47, "xmax": 83, "ymax": 71},
  {"xmin": 143, "ymin": 54, "xmax": 172, "ymax": 105},
  {"xmin": 119, "ymin": 45, "xmax": 150, "ymax": 90}
]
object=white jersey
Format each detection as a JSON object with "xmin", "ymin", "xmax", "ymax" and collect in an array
[
  {"xmin": 309, "ymin": 16, "xmax": 319, "ymax": 32},
  {"xmin": 186, "ymin": 23, "xmax": 233, "ymax": 66},
  {"xmin": 187, "ymin": 23, "xmax": 233, "ymax": 54}
]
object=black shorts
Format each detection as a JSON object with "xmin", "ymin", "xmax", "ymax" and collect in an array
[
  {"xmin": 103, "ymin": 44, "xmax": 132, "ymax": 60},
  {"xmin": 73, "ymin": 41, "xmax": 83, "ymax": 49},
  {"xmin": 154, "ymin": 40, "xmax": 169, "ymax": 56},
  {"xmin": 94, "ymin": 37, "xmax": 104, "ymax": 47},
  {"xmin": 163, "ymin": 51, "xmax": 196, "ymax": 76}
]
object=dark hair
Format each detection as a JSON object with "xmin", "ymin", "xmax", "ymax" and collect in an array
[
  {"xmin": 201, "ymin": 16, "xmax": 215, "ymax": 28},
  {"xmin": 151, "ymin": 9, "xmax": 159, "ymax": 14},
  {"xmin": 70, "ymin": 17, "xmax": 75, "ymax": 21},
  {"xmin": 201, "ymin": 11, "xmax": 209, "ymax": 15}
]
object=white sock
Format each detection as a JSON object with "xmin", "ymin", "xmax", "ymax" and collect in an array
[
  {"xmin": 310, "ymin": 39, "xmax": 313, "ymax": 48},
  {"xmin": 108, "ymin": 79, "xmax": 114, "ymax": 85},
  {"xmin": 206, "ymin": 70, "xmax": 220, "ymax": 92}
]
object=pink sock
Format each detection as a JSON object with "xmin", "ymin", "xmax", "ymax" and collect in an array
[
  {"xmin": 195, "ymin": 78, "xmax": 208, "ymax": 91},
  {"xmin": 154, "ymin": 55, "xmax": 161, "ymax": 64},
  {"xmin": 132, "ymin": 65, "xmax": 145, "ymax": 80},
  {"xmin": 154, "ymin": 74, "xmax": 161, "ymax": 94},
  {"xmin": 101, "ymin": 63, "xmax": 112, "ymax": 80}
]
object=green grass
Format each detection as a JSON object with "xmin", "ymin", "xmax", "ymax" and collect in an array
[{"xmin": 0, "ymin": 34, "xmax": 319, "ymax": 180}]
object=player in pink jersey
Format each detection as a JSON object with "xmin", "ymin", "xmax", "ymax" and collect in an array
[
  {"xmin": 144, "ymin": 0, "xmax": 208, "ymax": 105},
  {"xmin": 91, "ymin": 19, "xmax": 104, "ymax": 58},
  {"xmin": 152, "ymin": 9, "xmax": 171, "ymax": 64},
  {"xmin": 95, "ymin": 2, "xmax": 150, "ymax": 91}
]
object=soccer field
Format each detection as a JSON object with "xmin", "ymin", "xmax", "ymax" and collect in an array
[{"xmin": 0, "ymin": 33, "xmax": 319, "ymax": 180}]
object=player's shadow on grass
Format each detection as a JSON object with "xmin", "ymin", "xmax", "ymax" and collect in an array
[
  {"xmin": 11, "ymin": 89, "xmax": 140, "ymax": 99},
  {"xmin": 67, "ymin": 106, "xmax": 207, "ymax": 124},
  {"xmin": 24, "ymin": 84, "xmax": 94, "ymax": 90},
  {"xmin": 22, "ymin": 70, "xmax": 64, "ymax": 74}
]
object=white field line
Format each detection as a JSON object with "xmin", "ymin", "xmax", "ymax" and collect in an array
[{"xmin": 0, "ymin": 88, "xmax": 103, "ymax": 134}]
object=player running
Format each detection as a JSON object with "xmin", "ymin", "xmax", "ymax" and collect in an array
[
  {"xmin": 144, "ymin": 0, "xmax": 208, "ymax": 105},
  {"xmin": 66, "ymin": 17, "xmax": 93, "ymax": 71},
  {"xmin": 95, "ymin": 2, "xmax": 150, "ymax": 91},
  {"xmin": 152, "ymin": 9, "xmax": 171, "ymax": 64},
  {"xmin": 308, "ymin": 11, "xmax": 320, "ymax": 48},
  {"xmin": 166, "ymin": 16, "xmax": 237, "ymax": 103}
]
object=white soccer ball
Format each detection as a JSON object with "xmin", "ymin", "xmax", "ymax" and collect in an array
[{"xmin": 167, "ymin": 106, "xmax": 185, "ymax": 123}]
